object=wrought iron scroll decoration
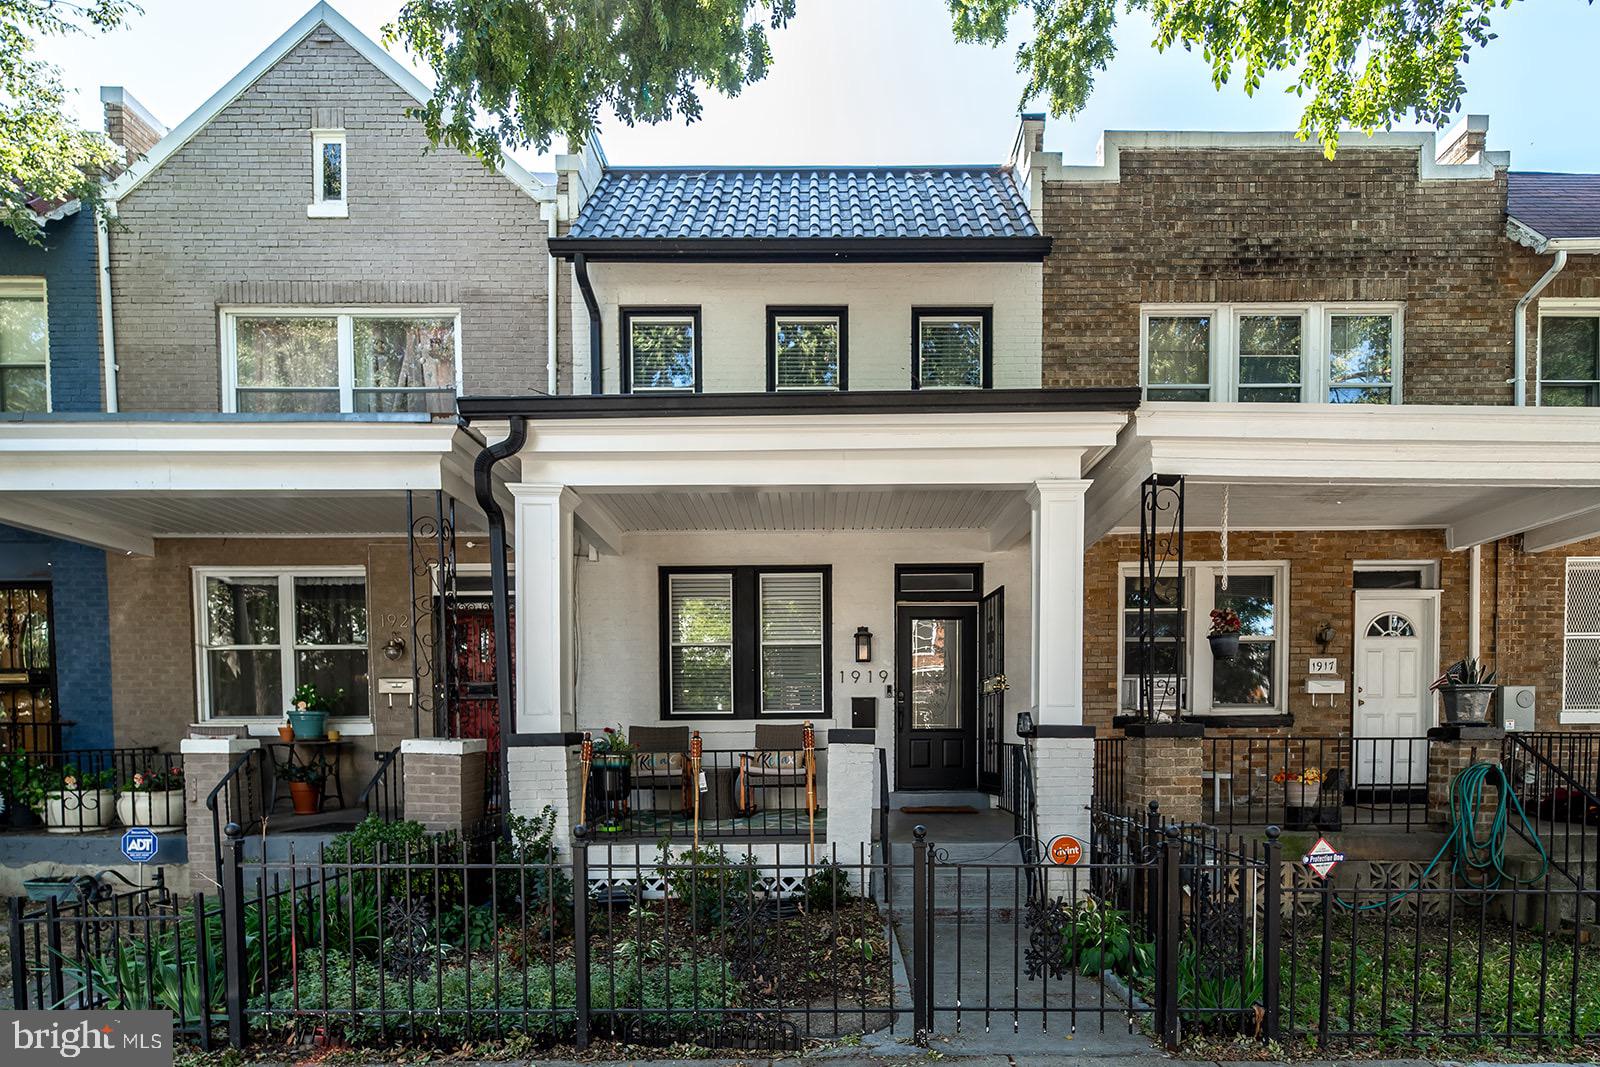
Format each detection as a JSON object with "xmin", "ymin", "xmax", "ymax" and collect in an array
[
  {"xmin": 1138, "ymin": 474, "xmax": 1185, "ymax": 722},
  {"xmin": 406, "ymin": 489, "xmax": 458, "ymax": 738}
]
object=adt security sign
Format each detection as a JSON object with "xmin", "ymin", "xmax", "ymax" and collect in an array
[{"xmin": 120, "ymin": 827, "xmax": 159, "ymax": 864}]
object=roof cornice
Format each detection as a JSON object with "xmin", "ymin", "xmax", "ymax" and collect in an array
[{"xmin": 545, "ymin": 235, "xmax": 1053, "ymax": 263}]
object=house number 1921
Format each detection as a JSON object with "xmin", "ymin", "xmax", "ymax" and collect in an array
[{"xmin": 841, "ymin": 669, "xmax": 890, "ymax": 684}]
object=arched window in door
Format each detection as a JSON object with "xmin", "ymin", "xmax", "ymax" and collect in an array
[{"xmin": 1365, "ymin": 613, "xmax": 1416, "ymax": 638}]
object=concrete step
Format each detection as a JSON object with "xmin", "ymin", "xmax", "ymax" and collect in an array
[{"xmin": 889, "ymin": 790, "xmax": 993, "ymax": 811}]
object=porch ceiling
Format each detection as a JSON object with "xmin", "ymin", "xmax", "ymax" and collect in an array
[
  {"xmin": 582, "ymin": 487, "xmax": 1023, "ymax": 534},
  {"xmin": 1084, "ymin": 404, "xmax": 1600, "ymax": 551}
]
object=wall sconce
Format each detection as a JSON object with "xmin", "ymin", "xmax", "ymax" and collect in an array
[
  {"xmin": 383, "ymin": 633, "xmax": 407, "ymax": 661},
  {"xmin": 1315, "ymin": 622, "xmax": 1335, "ymax": 648},
  {"xmin": 854, "ymin": 626, "xmax": 874, "ymax": 663},
  {"xmin": 1016, "ymin": 710, "xmax": 1036, "ymax": 737}
]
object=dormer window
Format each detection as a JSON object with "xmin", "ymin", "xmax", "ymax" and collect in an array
[
  {"xmin": 308, "ymin": 128, "xmax": 347, "ymax": 218},
  {"xmin": 913, "ymin": 307, "xmax": 992, "ymax": 389},
  {"xmin": 768, "ymin": 307, "xmax": 847, "ymax": 391},
  {"xmin": 621, "ymin": 307, "xmax": 701, "ymax": 393}
]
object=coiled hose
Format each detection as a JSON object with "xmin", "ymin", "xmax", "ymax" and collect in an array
[{"xmin": 1334, "ymin": 760, "xmax": 1547, "ymax": 911}]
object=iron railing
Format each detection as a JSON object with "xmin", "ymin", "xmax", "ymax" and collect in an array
[
  {"xmin": 357, "ymin": 746, "xmax": 404, "ymax": 821},
  {"xmin": 1093, "ymin": 736, "xmax": 1126, "ymax": 809},
  {"xmin": 584, "ymin": 748, "xmax": 823, "ymax": 840},
  {"xmin": 1201, "ymin": 735, "xmax": 1430, "ymax": 829},
  {"xmin": 0, "ymin": 747, "xmax": 172, "ymax": 833}
]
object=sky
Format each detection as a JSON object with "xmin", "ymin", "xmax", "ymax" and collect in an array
[{"xmin": 33, "ymin": 0, "xmax": 1600, "ymax": 173}]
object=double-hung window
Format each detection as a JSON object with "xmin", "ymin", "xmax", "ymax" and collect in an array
[
  {"xmin": 1539, "ymin": 310, "xmax": 1600, "ymax": 407},
  {"xmin": 622, "ymin": 307, "xmax": 701, "ymax": 392},
  {"xmin": 768, "ymin": 307, "xmax": 846, "ymax": 391},
  {"xmin": 661, "ymin": 567, "xmax": 830, "ymax": 718},
  {"xmin": 1141, "ymin": 304, "xmax": 1401, "ymax": 403},
  {"xmin": 0, "ymin": 278, "xmax": 49, "ymax": 412},
  {"xmin": 1118, "ymin": 561, "xmax": 1287, "ymax": 717},
  {"xmin": 913, "ymin": 307, "xmax": 992, "ymax": 389},
  {"xmin": 223, "ymin": 309, "xmax": 459, "ymax": 414},
  {"xmin": 196, "ymin": 568, "xmax": 368, "ymax": 721}
]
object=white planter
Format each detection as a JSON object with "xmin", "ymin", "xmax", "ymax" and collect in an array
[
  {"xmin": 43, "ymin": 788, "xmax": 116, "ymax": 833},
  {"xmin": 116, "ymin": 789, "xmax": 186, "ymax": 832},
  {"xmin": 1283, "ymin": 781, "xmax": 1318, "ymax": 807}
]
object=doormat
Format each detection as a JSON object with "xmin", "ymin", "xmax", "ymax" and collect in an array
[{"xmin": 899, "ymin": 805, "xmax": 980, "ymax": 814}]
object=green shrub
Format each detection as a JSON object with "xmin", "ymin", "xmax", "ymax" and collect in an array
[
  {"xmin": 656, "ymin": 841, "xmax": 761, "ymax": 932},
  {"xmin": 798, "ymin": 860, "xmax": 855, "ymax": 912},
  {"xmin": 1062, "ymin": 898, "xmax": 1154, "ymax": 984},
  {"xmin": 323, "ymin": 816, "xmax": 466, "ymax": 909}
]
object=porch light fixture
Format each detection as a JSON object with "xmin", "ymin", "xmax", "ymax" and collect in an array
[
  {"xmin": 854, "ymin": 626, "xmax": 874, "ymax": 663},
  {"xmin": 1315, "ymin": 622, "xmax": 1335, "ymax": 648},
  {"xmin": 1016, "ymin": 711, "xmax": 1036, "ymax": 737},
  {"xmin": 383, "ymin": 633, "xmax": 407, "ymax": 661}
]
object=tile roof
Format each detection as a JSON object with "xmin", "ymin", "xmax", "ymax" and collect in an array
[
  {"xmin": 1508, "ymin": 172, "xmax": 1600, "ymax": 240},
  {"xmin": 566, "ymin": 166, "xmax": 1039, "ymax": 241}
]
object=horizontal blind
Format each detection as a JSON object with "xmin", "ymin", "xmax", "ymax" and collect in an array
[
  {"xmin": 760, "ymin": 573, "xmax": 823, "ymax": 713},
  {"xmin": 669, "ymin": 573, "xmax": 734, "ymax": 714},
  {"xmin": 774, "ymin": 319, "xmax": 840, "ymax": 389},
  {"xmin": 1567, "ymin": 560, "xmax": 1600, "ymax": 711},
  {"xmin": 630, "ymin": 318, "xmax": 696, "ymax": 390},
  {"xmin": 918, "ymin": 317, "xmax": 983, "ymax": 388}
]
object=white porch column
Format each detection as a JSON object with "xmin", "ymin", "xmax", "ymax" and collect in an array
[
  {"xmin": 1027, "ymin": 478, "xmax": 1095, "ymax": 859},
  {"xmin": 1030, "ymin": 478, "xmax": 1090, "ymax": 726},
  {"xmin": 507, "ymin": 484, "xmax": 581, "ymax": 825}
]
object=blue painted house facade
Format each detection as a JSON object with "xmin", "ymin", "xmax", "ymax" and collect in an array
[{"xmin": 1, "ymin": 207, "xmax": 115, "ymax": 751}]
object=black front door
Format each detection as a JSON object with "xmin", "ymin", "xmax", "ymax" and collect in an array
[{"xmin": 895, "ymin": 604, "xmax": 978, "ymax": 791}]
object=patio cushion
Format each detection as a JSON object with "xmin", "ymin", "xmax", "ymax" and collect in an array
[
  {"xmin": 634, "ymin": 751, "xmax": 687, "ymax": 777},
  {"xmin": 742, "ymin": 750, "xmax": 803, "ymax": 778}
]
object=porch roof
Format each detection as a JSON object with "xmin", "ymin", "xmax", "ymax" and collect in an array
[
  {"xmin": 1083, "ymin": 404, "xmax": 1600, "ymax": 552},
  {"xmin": 0, "ymin": 418, "xmax": 512, "ymax": 555}
]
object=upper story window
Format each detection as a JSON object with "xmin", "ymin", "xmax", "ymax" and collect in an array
[
  {"xmin": 308, "ymin": 129, "xmax": 347, "ymax": 218},
  {"xmin": 913, "ymin": 307, "xmax": 992, "ymax": 389},
  {"xmin": 223, "ymin": 309, "xmax": 459, "ymax": 414},
  {"xmin": 1540, "ymin": 312, "xmax": 1600, "ymax": 407},
  {"xmin": 0, "ymin": 278, "xmax": 49, "ymax": 413},
  {"xmin": 1142, "ymin": 303, "xmax": 1401, "ymax": 404},
  {"xmin": 196, "ymin": 567, "xmax": 368, "ymax": 720},
  {"xmin": 767, "ymin": 307, "xmax": 847, "ymax": 391},
  {"xmin": 622, "ymin": 307, "xmax": 701, "ymax": 393}
]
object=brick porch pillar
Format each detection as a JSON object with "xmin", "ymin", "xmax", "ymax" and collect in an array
[
  {"xmin": 400, "ymin": 738, "xmax": 488, "ymax": 834},
  {"xmin": 180, "ymin": 737, "xmax": 261, "ymax": 885},
  {"xmin": 1121, "ymin": 722, "xmax": 1206, "ymax": 824},
  {"xmin": 824, "ymin": 729, "xmax": 877, "ymax": 865},
  {"xmin": 1426, "ymin": 724, "xmax": 1505, "ymax": 830}
]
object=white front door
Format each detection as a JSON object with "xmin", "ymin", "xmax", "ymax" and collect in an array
[{"xmin": 1352, "ymin": 591, "xmax": 1439, "ymax": 787}]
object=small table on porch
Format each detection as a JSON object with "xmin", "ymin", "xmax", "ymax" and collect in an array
[{"xmin": 265, "ymin": 740, "xmax": 349, "ymax": 815}]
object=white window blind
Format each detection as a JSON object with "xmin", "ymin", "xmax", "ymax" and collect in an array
[
  {"xmin": 630, "ymin": 318, "xmax": 696, "ymax": 391},
  {"xmin": 668, "ymin": 573, "xmax": 734, "ymax": 715},
  {"xmin": 759, "ymin": 572, "xmax": 824, "ymax": 713},
  {"xmin": 1566, "ymin": 560, "xmax": 1600, "ymax": 711},
  {"xmin": 773, "ymin": 317, "xmax": 840, "ymax": 390},
  {"xmin": 917, "ymin": 316, "xmax": 984, "ymax": 388}
]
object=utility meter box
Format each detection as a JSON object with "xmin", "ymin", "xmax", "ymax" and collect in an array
[{"xmin": 1499, "ymin": 686, "xmax": 1536, "ymax": 731}]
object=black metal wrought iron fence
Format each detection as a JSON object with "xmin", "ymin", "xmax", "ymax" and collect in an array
[
  {"xmin": 0, "ymin": 746, "xmax": 174, "ymax": 833},
  {"xmin": 358, "ymin": 746, "xmax": 404, "ymax": 821},
  {"xmin": 1202, "ymin": 736, "xmax": 1430, "ymax": 830},
  {"xmin": 1094, "ymin": 736, "xmax": 1126, "ymax": 809}
]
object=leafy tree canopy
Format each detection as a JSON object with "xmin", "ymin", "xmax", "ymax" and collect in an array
[
  {"xmin": 949, "ymin": 0, "xmax": 1572, "ymax": 155},
  {"xmin": 1, "ymin": 0, "xmax": 136, "ymax": 244},
  {"xmin": 386, "ymin": 0, "xmax": 794, "ymax": 162}
]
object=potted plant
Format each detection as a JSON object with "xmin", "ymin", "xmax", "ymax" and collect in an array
[
  {"xmin": 43, "ymin": 765, "xmax": 117, "ymax": 833},
  {"xmin": 1274, "ymin": 767, "xmax": 1323, "ymax": 809},
  {"xmin": 1208, "ymin": 608, "xmax": 1242, "ymax": 661},
  {"xmin": 287, "ymin": 682, "xmax": 342, "ymax": 741},
  {"xmin": 116, "ymin": 765, "xmax": 186, "ymax": 832},
  {"xmin": 277, "ymin": 713, "xmax": 295, "ymax": 743},
  {"xmin": 589, "ymin": 725, "xmax": 634, "ymax": 831},
  {"xmin": 0, "ymin": 751, "xmax": 48, "ymax": 829},
  {"xmin": 1434, "ymin": 658, "xmax": 1498, "ymax": 725},
  {"xmin": 277, "ymin": 762, "xmax": 325, "ymax": 815}
]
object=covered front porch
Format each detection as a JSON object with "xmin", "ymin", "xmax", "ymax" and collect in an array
[{"xmin": 458, "ymin": 389, "xmax": 1133, "ymax": 855}]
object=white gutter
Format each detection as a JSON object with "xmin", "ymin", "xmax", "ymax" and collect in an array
[
  {"xmin": 1514, "ymin": 249, "xmax": 1567, "ymax": 406},
  {"xmin": 543, "ymin": 204, "xmax": 558, "ymax": 394},
  {"xmin": 95, "ymin": 204, "xmax": 119, "ymax": 412}
]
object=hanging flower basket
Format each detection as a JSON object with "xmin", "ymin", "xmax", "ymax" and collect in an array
[{"xmin": 1208, "ymin": 609, "xmax": 1243, "ymax": 661}]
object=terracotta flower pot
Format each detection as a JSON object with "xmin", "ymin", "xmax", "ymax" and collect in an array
[
  {"xmin": 278, "ymin": 725, "xmax": 295, "ymax": 742},
  {"xmin": 289, "ymin": 780, "xmax": 321, "ymax": 815}
]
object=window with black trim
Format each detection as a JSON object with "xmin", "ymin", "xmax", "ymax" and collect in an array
[
  {"xmin": 913, "ymin": 307, "xmax": 992, "ymax": 389},
  {"xmin": 621, "ymin": 307, "xmax": 701, "ymax": 393},
  {"xmin": 660, "ymin": 566, "xmax": 831, "ymax": 718},
  {"xmin": 1541, "ymin": 313, "xmax": 1600, "ymax": 407},
  {"xmin": 767, "ymin": 306, "xmax": 847, "ymax": 391}
]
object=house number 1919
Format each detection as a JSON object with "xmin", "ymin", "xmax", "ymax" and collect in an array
[{"xmin": 841, "ymin": 669, "xmax": 890, "ymax": 684}]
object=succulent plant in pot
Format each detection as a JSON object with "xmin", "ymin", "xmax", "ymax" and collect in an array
[{"xmin": 1433, "ymin": 658, "xmax": 1499, "ymax": 725}]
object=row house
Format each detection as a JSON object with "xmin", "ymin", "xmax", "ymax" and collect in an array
[{"xmin": 2, "ymin": 0, "xmax": 1599, "ymax": 886}]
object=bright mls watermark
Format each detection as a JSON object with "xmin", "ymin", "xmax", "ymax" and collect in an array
[{"xmin": 4, "ymin": 1012, "xmax": 171, "ymax": 1067}]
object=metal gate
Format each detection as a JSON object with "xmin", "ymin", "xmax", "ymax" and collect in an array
[{"xmin": 0, "ymin": 582, "xmax": 59, "ymax": 754}]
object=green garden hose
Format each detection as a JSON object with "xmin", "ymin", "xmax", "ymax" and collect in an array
[{"xmin": 1331, "ymin": 760, "xmax": 1547, "ymax": 911}]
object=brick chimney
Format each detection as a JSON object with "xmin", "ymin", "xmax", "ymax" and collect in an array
[
  {"xmin": 1435, "ymin": 114, "xmax": 1489, "ymax": 165},
  {"xmin": 100, "ymin": 86, "xmax": 166, "ymax": 170}
]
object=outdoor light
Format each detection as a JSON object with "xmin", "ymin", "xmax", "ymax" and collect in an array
[
  {"xmin": 1316, "ymin": 622, "xmax": 1336, "ymax": 648},
  {"xmin": 383, "ymin": 633, "xmax": 407, "ymax": 661},
  {"xmin": 854, "ymin": 626, "xmax": 874, "ymax": 663},
  {"xmin": 1016, "ymin": 711, "xmax": 1036, "ymax": 737}
]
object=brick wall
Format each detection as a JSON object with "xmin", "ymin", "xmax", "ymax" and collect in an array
[
  {"xmin": 1040, "ymin": 147, "xmax": 1600, "ymax": 404},
  {"xmin": 1, "ymin": 211, "xmax": 103, "ymax": 412},
  {"xmin": 109, "ymin": 27, "xmax": 551, "ymax": 411}
]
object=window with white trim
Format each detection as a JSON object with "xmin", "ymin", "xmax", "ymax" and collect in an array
[
  {"xmin": 623, "ymin": 308, "xmax": 700, "ymax": 392},
  {"xmin": 0, "ymin": 278, "xmax": 49, "ymax": 412},
  {"xmin": 1118, "ymin": 561, "xmax": 1288, "ymax": 716},
  {"xmin": 196, "ymin": 568, "xmax": 368, "ymax": 720},
  {"xmin": 1540, "ymin": 313, "xmax": 1600, "ymax": 407},
  {"xmin": 309, "ymin": 129, "xmax": 347, "ymax": 217},
  {"xmin": 223, "ymin": 310, "xmax": 459, "ymax": 414},
  {"xmin": 769, "ymin": 308, "xmax": 845, "ymax": 391},
  {"xmin": 1564, "ymin": 559, "xmax": 1600, "ymax": 714},
  {"xmin": 1141, "ymin": 304, "xmax": 1401, "ymax": 404},
  {"xmin": 914, "ymin": 307, "xmax": 991, "ymax": 389},
  {"xmin": 661, "ymin": 566, "xmax": 830, "ymax": 718}
]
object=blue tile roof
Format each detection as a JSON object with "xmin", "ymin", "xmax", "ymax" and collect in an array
[
  {"xmin": 1508, "ymin": 172, "xmax": 1600, "ymax": 240},
  {"xmin": 567, "ymin": 166, "xmax": 1039, "ymax": 241}
]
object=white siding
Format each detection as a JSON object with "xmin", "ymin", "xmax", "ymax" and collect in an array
[{"xmin": 570, "ymin": 262, "xmax": 1043, "ymax": 394}]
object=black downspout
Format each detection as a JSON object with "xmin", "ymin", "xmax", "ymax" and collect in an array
[
  {"xmin": 473, "ymin": 415, "xmax": 528, "ymax": 819},
  {"xmin": 574, "ymin": 253, "xmax": 603, "ymax": 394}
]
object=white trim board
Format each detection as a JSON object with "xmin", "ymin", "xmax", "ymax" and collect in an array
[{"xmin": 103, "ymin": 2, "xmax": 553, "ymax": 205}]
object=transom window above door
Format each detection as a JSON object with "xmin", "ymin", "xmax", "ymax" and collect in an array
[
  {"xmin": 622, "ymin": 307, "xmax": 701, "ymax": 393},
  {"xmin": 767, "ymin": 307, "xmax": 847, "ymax": 391},
  {"xmin": 1539, "ymin": 311, "xmax": 1600, "ymax": 407},
  {"xmin": 913, "ymin": 307, "xmax": 992, "ymax": 389},
  {"xmin": 222, "ymin": 309, "xmax": 459, "ymax": 414},
  {"xmin": 1141, "ymin": 303, "xmax": 1401, "ymax": 404}
]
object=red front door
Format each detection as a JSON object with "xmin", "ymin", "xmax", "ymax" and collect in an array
[{"xmin": 449, "ymin": 600, "xmax": 512, "ymax": 802}]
